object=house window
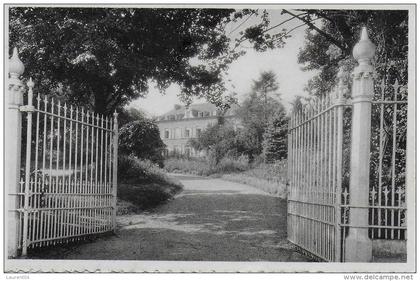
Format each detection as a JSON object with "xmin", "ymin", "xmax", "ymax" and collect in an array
[
  {"xmin": 185, "ymin": 129, "xmax": 190, "ymax": 138},
  {"xmin": 196, "ymin": 128, "xmax": 202, "ymax": 137},
  {"xmin": 164, "ymin": 129, "xmax": 169, "ymax": 139},
  {"xmin": 198, "ymin": 112, "xmax": 203, "ymax": 117}
]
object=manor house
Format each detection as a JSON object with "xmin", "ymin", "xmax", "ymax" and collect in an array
[{"xmin": 157, "ymin": 103, "xmax": 239, "ymax": 156}]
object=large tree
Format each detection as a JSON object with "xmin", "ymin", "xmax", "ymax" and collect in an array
[
  {"xmin": 235, "ymin": 71, "xmax": 284, "ymax": 160},
  {"xmin": 188, "ymin": 123, "xmax": 239, "ymax": 165},
  {"xmin": 9, "ymin": 7, "xmax": 292, "ymax": 115},
  {"xmin": 9, "ymin": 8, "xmax": 250, "ymax": 114},
  {"xmin": 230, "ymin": 9, "xmax": 408, "ymax": 96},
  {"xmin": 292, "ymin": 9, "xmax": 408, "ymax": 96}
]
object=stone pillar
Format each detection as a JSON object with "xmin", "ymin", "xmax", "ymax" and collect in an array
[
  {"xmin": 345, "ymin": 27, "xmax": 375, "ymax": 262},
  {"xmin": 6, "ymin": 47, "xmax": 25, "ymax": 258}
]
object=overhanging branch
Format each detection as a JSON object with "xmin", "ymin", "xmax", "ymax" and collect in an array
[{"xmin": 282, "ymin": 9, "xmax": 348, "ymax": 53}]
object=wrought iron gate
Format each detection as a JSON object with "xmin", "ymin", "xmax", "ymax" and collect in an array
[
  {"xmin": 287, "ymin": 78, "xmax": 348, "ymax": 262},
  {"xmin": 16, "ymin": 76, "xmax": 118, "ymax": 256},
  {"xmin": 287, "ymin": 28, "xmax": 407, "ymax": 262}
]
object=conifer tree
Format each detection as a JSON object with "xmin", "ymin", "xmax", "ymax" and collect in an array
[{"xmin": 262, "ymin": 109, "xmax": 288, "ymax": 163}]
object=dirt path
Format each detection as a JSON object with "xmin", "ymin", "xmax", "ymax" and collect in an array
[{"xmin": 29, "ymin": 175, "xmax": 314, "ymax": 261}]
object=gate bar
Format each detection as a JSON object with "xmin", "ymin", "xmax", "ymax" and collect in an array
[
  {"xmin": 21, "ymin": 78, "xmax": 35, "ymax": 255},
  {"xmin": 112, "ymin": 111, "xmax": 119, "ymax": 230}
]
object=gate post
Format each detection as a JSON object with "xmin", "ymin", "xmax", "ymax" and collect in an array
[
  {"xmin": 6, "ymin": 48, "xmax": 25, "ymax": 257},
  {"xmin": 345, "ymin": 27, "xmax": 375, "ymax": 262}
]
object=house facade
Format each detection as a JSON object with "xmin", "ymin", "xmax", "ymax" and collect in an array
[{"xmin": 157, "ymin": 103, "xmax": 239, "ymax": 156}]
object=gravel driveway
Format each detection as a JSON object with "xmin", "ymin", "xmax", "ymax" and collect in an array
[{"xmin": 28, "ymin": 174, "xmax": 314, "ymax": 262}]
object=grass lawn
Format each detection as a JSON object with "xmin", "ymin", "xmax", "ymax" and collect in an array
[{"xmin": 164, "ymin": 156, "xmax": 288, "ymax": 198}]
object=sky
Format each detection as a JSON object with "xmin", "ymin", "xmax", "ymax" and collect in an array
[{"xmin": 129, "ymin": 9, "xmax": 317, "ymax": 117}]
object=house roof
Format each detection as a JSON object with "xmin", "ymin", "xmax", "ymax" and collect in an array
[
  {"xmin": 162, "ymin": 103, "xmax": 216, "ymax": 117},
  {"xmin": 160, "ymin": 103, "xmax": 238, "ymax": 119}
]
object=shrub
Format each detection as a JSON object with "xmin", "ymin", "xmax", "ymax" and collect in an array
[
  {"xmin": 164, "ymin": 157, "xmax": 211, "ymax": 176},
  {"xmin": 210, "ymin": 155, "xmax": 249, "ymax": 174},
  {"xmin": 188, "ymin": 124, "xmax": 240, "ymax": 165},
  {"xmin": 118, "ymin": 182, "xmax": 182, "ymax": 211},
  {"xmin": 244, "ymin": 159, "xmax": 288, "ymax": 183},
  {"xmin": 221, "ymin": 174, "xmax": 287, "ymax": 198},
  {"xmin": 118, "ymin": 155, "xmax": 181, "ymax": 187},
  {"xmin": 164, "ymin": 155, "xmax": 250, "ymax": 176},
  {"xmin": 117, "ymin": 155, "xmax": 183, "ymax": 211},
  {"xmin": 119, "ymin": 118, "xmax": 165, "ymax": 167},
  {"xmin": 221, "ymin": 159, "xmax": 288, "ymax": 197}
]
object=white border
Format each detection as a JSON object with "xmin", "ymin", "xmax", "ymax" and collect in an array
[{"xmin": 2, "ymin": 2, "xmax": 417, "ymax": 274}]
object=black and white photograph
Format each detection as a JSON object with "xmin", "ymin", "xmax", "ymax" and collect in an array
[{"xmin": 2, "ymin": 2, "xmax": 417, "ymax": 277}]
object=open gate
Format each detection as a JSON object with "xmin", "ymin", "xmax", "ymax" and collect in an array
[
  {"xmin": 18, "ymin": 81, "xmax": 119, "ymax": 256},
  {"xmin": 287, "ymin": 78, "xmax": 348, "ymax": 262},
  {"xmin": 7, "ymin": 48, "xmax": 119, "ymax": 256},
  {"xmin": 287, "ymin": 28, "xmax": 407, "ymax": 262}
]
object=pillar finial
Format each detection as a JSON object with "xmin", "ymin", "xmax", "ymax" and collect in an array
[
  {"xmin": 27, "ymin": 77, "xmax": 34, "ymax": 88},
  {"xmin": 9, "ymin": 47, "xmax": 25, "ymax": 78},
  {"xmin": 336, "ymin": 65, "xmax": 347, "ymax": 102},
  {"xmin": 360, "ymin": 27, "xmax": 369, "ymax": 40},
  {"xmin": 352, "ymin": 27, "xmax": 375, "ymax": 63}
]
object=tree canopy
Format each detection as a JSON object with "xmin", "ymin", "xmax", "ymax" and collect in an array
[
  {"xmin": 10, "ymin": 8, "xmax": 408, "ymax": 114},
  {"xmin": 189, "ymin": 123, "xmax": 239, "ymax": 165},
  {"xmin": 294, "ymin": 10, "xmax": 408, "ymax": 96},
  {"xmin": 14, "ymin": 8, "xmax": 342, "ymax": 115},
  {"xmin": 188, "ymin": 70, "xmax": 288, "ymax": 164},
  {"xmin": 9, "ymin": 8, "xmax": 258, "ymax": 114},
  {"xmin": 118, "ymin": 107, "xmax": 147, "ymax": 127},
  {"xmin": 232, "ymin": 9, "xmax": 408, "ymax": 97}
]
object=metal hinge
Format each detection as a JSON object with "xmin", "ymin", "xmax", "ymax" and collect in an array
[{"xmin": 19, "ymin": 105, "xmax": 35, "ymax": 112}]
